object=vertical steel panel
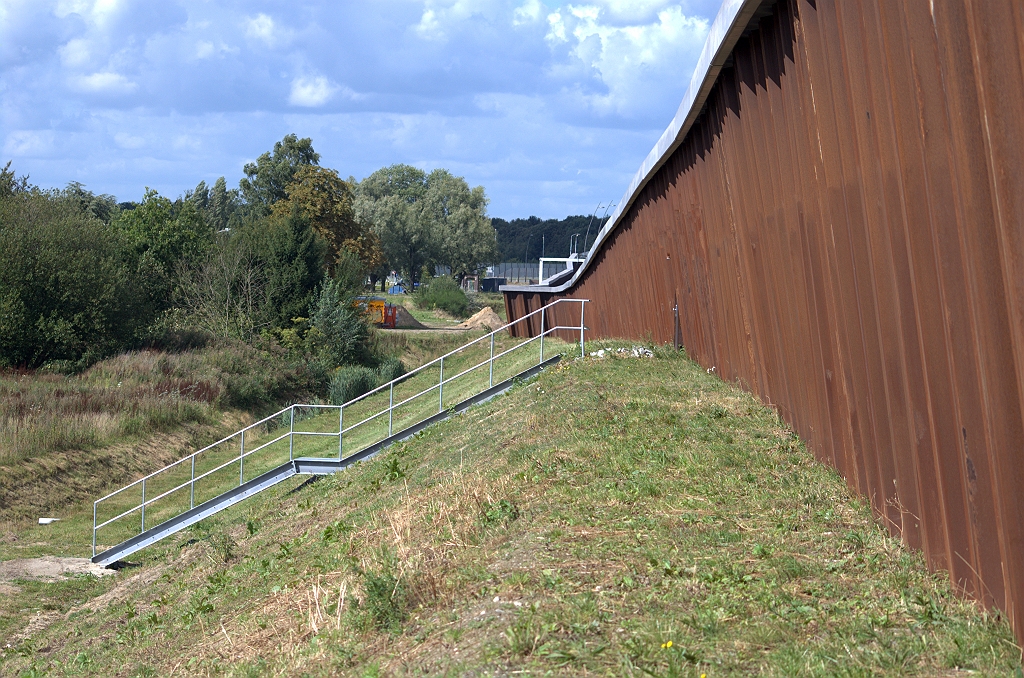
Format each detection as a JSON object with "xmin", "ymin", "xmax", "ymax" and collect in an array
[{"xmin": 504, "ymin": 0, "xmax": 1024, "ymax": 640}]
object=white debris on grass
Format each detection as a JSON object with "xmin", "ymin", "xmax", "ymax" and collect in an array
[{"xmin": 588, "ymin": 346, "xmax": 654, "ymax": 359}]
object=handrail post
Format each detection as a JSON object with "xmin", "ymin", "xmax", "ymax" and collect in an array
[
  {"xmin": 439, "ymin": 357, "xmax": 444, "ymax": 413},
  {"xmin": 489, "ymin": 333, "xmax": 494, "ymax": 387},
  {"xmin": 389, "ymin": 382, "xmax": 394, "ymax": 436},
  {"xmin": 239, "ymin": 430, "xmax": 245, "ymax": 485},
  {"xmin": 290, "ymin": 406, "xmax": 295, "ymax": 462},
  {"xmin": 338, "ymin": 406, "xmax": 343, "ymax": 459},
  {"xmin": 190, "ymin": 455, "xmax": 195, "ymax": 509},
  {"xmin": 141, "ymin": 479, "xmax": 146, "ymax": 533},
  {"xmin": 580, "ymin": 300, "xmax": 586, "ymax": 357},
  {"xmin": 92, "ymin": 503, "xmax": 97, "ymax": 558}
]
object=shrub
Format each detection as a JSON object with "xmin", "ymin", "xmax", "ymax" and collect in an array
[
  {"xmin": 414, "ymin": 276, "xmax": 469, "ymax": 318},
  {"xmin": 375, "ymin": 357, "xmax": 406, "ymax": 385},
  {"xmin": 329, "ymin": 366, "xmax": 377, "ymax": 405},
  {"xmin": 0, "ymin": 187, "xmax": 163, "ymax": 367},
  {"xmin": 308, "ymin": 279, "xmax": 372, "ymax": 367}
]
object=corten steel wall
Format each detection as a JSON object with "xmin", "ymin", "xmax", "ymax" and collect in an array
[{"xmin": 504, "ymin": 0, "xmax": 1024, "ymax": 635}]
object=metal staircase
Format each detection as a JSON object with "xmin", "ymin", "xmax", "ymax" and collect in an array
[{"xmin": 91, "ymin": 298, "xmax": 587, "ymax": 567}]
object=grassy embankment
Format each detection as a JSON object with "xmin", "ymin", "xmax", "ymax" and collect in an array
[
  {"xmin": 0, "ymin": 330, "xmax": 491, "ymax": 526},
  {"xmin": 1, "ymin": 342, "xmax": 1020, "ymax": 676},
  {"xmin": 91, "ymin": 331, "xmax": 561, "ymax": 550}
]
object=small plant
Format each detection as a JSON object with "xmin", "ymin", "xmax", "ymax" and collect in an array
[
  {"xmin": 504, "ymin": 607, "xmax": 552, "ymax": 657},
  {"xmin": 375, "ymin": 357, "xmax": 406, "ymax": 385},
  {"xmin": 361, "ymin": 548, "xmax": 406, "ymax": 632},
  {"xmin": 321, "ymin": 519, "xmax": 352, "ymax": 543},
  {"xmin": 368, "ymin": 456, "xmax": 406, "ymax": 492},
  {"xmin": 210, "ymin": 532, "xmax": 236, "ymax": 562},
  {"xmin": 181, "ymin": 596, "xmax": 215, "ymax": 626},
  {"xmin": 329, "ymin": 366, "xmax": 377, "ymax": 405},
  {"xmin": 481, "ymin": 498, "xmax": 520, "ymax": 526},
  {"xmin": 414, "ymin": 276, "xmax": 469, "ymax": 318}
]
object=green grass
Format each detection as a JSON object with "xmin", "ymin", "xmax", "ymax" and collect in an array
[
  {"xmin": 0, "ymin": 340, "xmax": 317, "ymax": 465},
  {"xmin": 92, "ymin": 333, "xmax": 573, "ymax": 551},
  {"xmin": 1, "ymin": 342, "xmax": 1019, "ymax": 676},
  {"xmin": 383, "ymin": 292, "xmax": 506, "ymax": 327}
]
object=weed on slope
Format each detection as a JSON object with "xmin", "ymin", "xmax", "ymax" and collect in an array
[{"xmin": 1, "ymin": 343, "xmax": 1020, "ymax": 676}]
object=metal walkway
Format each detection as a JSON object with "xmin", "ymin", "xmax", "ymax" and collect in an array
[{"xmin": 91, "ymin": 298, "xmax": 587, "ymax": 567}]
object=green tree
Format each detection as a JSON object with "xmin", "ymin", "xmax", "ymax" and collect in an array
[
  {"xmin": 62, "ymin": 181, "xmax": 120, "ymax": 223},
  {"xmin": 356, "ymin": 164, "xmax": 432, "ymax": 286},
  {"xmin": 306, "ymin": 277, "xmax": 371, "ymax": 368},
  {"xmin": 113, "ymin": 189, "xmax": 212, "ymax": 281},
  {"xmin": 0, "ymin": 184, "xmax": 160, "ymax": 367},
  {"xmin": 0, "ymin": 161, "xmax": 30, "ymax": 198},
  {"xmin": 173, "ymin": 235, "xmax": 267, "ymax": 342},
  {"xmin": 421, "ymin": 169, "xmax": 496, "ymax": 280},
  {"xmin": 357, "ymin": 192, "xmax": 433, "ymax": 287},
  {"xmin": 238, "ymin": 207, "xmax": 327, "ymax": 330},
  {"xmin": 239, "ymin": 134, "xmax": 320, "ymax": 212},
  {"xmin": 356, "ymin": 164, "xmax": 495, "ymax": 285},
  {"xmin": 271, "ymin": 165, "xmax": 382, "ymax": 275},
  {"xmin": 189, "ymin": 176, "xmax": 240, "ymax": 232}
]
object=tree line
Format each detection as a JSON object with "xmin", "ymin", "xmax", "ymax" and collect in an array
[
  {"xmin": 491, "ymin": 214, "xmax": 610, "ymax": 263},
  {"xmin": 0, "ymin": 134, "xmax": 497, "ymax": 370}
]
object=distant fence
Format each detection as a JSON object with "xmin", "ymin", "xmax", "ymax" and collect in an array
[{"xmin": 504, "ymin": 0, "xmax": 1024, "ymax": 640}]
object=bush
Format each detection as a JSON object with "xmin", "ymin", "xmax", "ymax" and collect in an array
[
  {"xmin": 0, "ymin": 187, "xmax": 164, "ymax": 367},
  {"xmin": 414, "ymin": 276, "xmax": 469, "ymax": 318},
  {"xmin": 308, "ymin": 279, "xmax": 372, "ymax": 367},
  {"xmin": 375, "ymin": 357, "xmax": 406, "ymax": 385},
  {"xmin": 329, "ymin": 366, "xmax": 377, "ymax": 405}
]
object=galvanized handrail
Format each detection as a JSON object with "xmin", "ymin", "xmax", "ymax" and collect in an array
[{"xmin": 93, "ymin": 297, "xmax": 588, "ymax": 557}]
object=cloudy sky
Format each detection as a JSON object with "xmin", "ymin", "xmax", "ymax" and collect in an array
[{"xmin": 1, "ymin": 0, "xmax": 720, "ymax": 218}]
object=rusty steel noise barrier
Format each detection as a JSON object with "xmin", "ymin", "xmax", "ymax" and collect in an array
[{"xmin": 502, "ymin": 0, "xmax": 1024, "ymax": 642}]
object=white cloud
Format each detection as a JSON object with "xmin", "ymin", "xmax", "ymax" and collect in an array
[
  {"xmin": 512, "ymin": 0, "xmax": 544, "ymax": 25},
  {"xmin": 3, "ymin": 130, "xmax": 56, "ymax": 156},
  {"xmin": 73, "ymin": 71, "xmax": 137, "ymax": 93},
  {"xmin": 193, "ymin": 40, "xmax": 238, "ymax": 59},
  {"xmin": 1, "ymin": 0, "xmax": 720, "ymax": 218},
  {"xmin": 59, "ymin": 38, "xmax": 92, "ymax": 67},
  {"xmin": 245, "ymin": 13, "xmax": 276, "ymax": 44},
  {"xmin": 412, "ymin": 0, "xmax": 498, "ymax": 41},
  {"xmin": 54, "ymin": 0, "xmax": 92, "ymax": 19},
  {"xmin": 195, "ymin": 41, "xmax": 215, "ymax": 59},
  {"xmin": 173, "ymin": 134, "xmax": 202, "ymax": 151},
  {"xmin": 54, "ymin": 0, "xmax": 123, "ymax": 24},
  {"xmin": 288, "ymin": 75, "xmax": 338, "ymax": 107},
  {"xmin": 546, "ymin": 4, "xmax": 708, "ymax": 116},
  {"xmin": 415, "ymin": 8, "xmax": 443, "ymax": 40},
  {"xmin": 546, "ymin": 11, "xmax": 567, "ymax": 42},
  {"xmin": 591, "ymin": 0, "xmax": 675, "ymax": 23}
]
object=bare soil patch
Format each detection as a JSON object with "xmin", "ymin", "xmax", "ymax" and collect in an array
[
  {"xmin": 455, "ymin": 307, "xmax": 503, "ymax": 331},
  {"xmin": 0, "ymin": 556, "xmax": 114, "ymax": 582}
]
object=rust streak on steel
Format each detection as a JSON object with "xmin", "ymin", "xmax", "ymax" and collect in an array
[{"xmin": 502, "ymin": 0, "xmax": 1024, "ymax": 640}]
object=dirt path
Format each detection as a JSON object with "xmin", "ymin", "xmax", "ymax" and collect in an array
[{"xmin": 0, "ymin": 556, "xmax": 114, "ymax": 582}]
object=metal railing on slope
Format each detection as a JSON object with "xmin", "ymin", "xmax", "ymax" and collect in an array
[{"xmin": 92, "ymin": 298, "xmax": 588, "ymax": 558}]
